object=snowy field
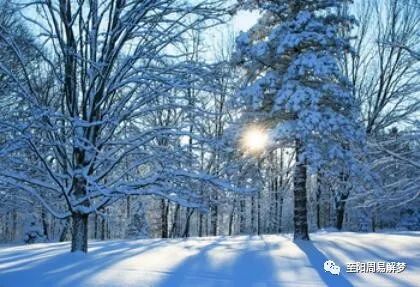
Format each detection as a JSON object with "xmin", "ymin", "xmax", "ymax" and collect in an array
[{"xmin": 0, "ymin": 232, "xmax": 419, "ymax": 287}]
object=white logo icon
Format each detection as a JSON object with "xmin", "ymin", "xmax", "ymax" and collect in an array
[{"xmin": 324, "ymin": 260, "xmax": 341, "ymax": 275}]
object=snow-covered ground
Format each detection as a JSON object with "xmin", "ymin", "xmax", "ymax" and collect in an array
[{"xmin": 0, "ymin": 232, "xmax": 419, "ymax": 287}]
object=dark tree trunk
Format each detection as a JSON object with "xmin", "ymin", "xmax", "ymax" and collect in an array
[
  {"xmin": 211, "ymin": 193, "xmax": 218, "ymax": 236},
  {"xmin": 251, "ymin": 196, "xmax": 256, "ymax": 234},
  {"xmin": 371, "ymin": 213, "xmax": 376, "ymax": 232},
  {"xmin": 12, "ymin": 210, "xmax": 17, "ymax": 241},
  {"xmin": 71, "ymin": 212, "xmax": 88, "ymax": 252},
  {"xmin": 293, "ymin": 140, "xmax": 310, "ymax": 240},
  {"xmin": 41, "ymin": 208, "xmax": 49, "ymax": 241},
  {"xmin": 336, "ymin": 198, "xmax": 347, "ymax": 230},
  {"xmin": 229, "ymin": 201, "xmax": 235, "ymax": 236},
  {"xmin": 317, "ymin": 200, "xmax": 321, "ymax": 230},
  {"xmin": 316, "ymin": 175, "xmax": 322, "ymax": 230},
  {"xmin": 4, "ymin": 214, "xmax": 9, "ymax": 241},
  {"xmin": 277, "ymin": 149, "xmax": 284, "ymax": 233},
  {"xmin": 336, "ymin": 205, "xmax": 345, "ymax": 230},
  {"xmin": 273, "ymin": 175, "xmax": 278, "ymax": 233},
  {"xmin": 257, "ymin": 191, "xmax": 261, "ymax": 235},
  {"xmin": 335, "ymin": 186, "xmax": 349, "ymax": 230},
  {"xmin": 161, "ymin": 199, "xmax": 169, "ymax": 238},
  {"xmin": 198, "ymin": 213, "xmax": 204, "ymax": 237},
  {"xmin": 182, "ymin": 208, "xmax": 194, "ymax": 238},
  {"xmin": 70, "ymin": 163, "xmax": 89, "ymax": 252},
  {"xmin": 59, "ymin": 218, "xmax": 70, "ymax": 242},
  {"xmin": 126, "ymin": 196, "xmax": 131, "ymax": 219},
  {"xmin": 278, "ymin": 196, "xmax": 283, "ymax": 233},
  {"xmin": 107, "ymin": 217, "xmax": 111, "ymax": 239},
  {"xmin": 335, "ymin": 167, "xmax": 351, "ymax": 230},
  {"xmin": 170, "ymin": 204, "xmax": 180, "ymax": 238},
  {"xmin": 101, "ymin": 215, "xmax": 106, "ymax": 240},
  {"xmin": 94, "ymin": 213, "xmax": 98, "ymax": 239},
  {"xmin": 240, "ymin": 199, "xmax": 246, "ymax": 234}
]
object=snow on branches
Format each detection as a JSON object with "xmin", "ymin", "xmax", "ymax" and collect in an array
[
  {"xmin": 0, "ymin": 0, "xmax": 246, "ymax": 251},
  {"xmin": 233, "ymin": 0, "xmax": 365, "ymax": 177}
]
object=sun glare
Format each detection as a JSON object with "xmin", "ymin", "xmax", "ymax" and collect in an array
[{"xmin": 241, "ymin": 126, "xmax": 269, "ymax": 154}]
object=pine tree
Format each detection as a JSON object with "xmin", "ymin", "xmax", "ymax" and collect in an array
[{"xmin": 234, "ymin": 0, "xmax": 364, "ymax": 240}]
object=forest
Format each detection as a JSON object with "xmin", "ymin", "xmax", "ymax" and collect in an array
[{"xmin": 0, "ymin": 0, "xmax": 418, "ymax": 256}]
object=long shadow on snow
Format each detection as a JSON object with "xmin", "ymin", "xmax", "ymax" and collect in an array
[
  {"xmin": 0, "ymin": 244, "xmax": 70, "ymax": 265},
  {"xmin": 0, "ymin": 239, "xmax": 169, "ymax": 287},
  {"xmin": 295, "ymin": 240, "xmax": 353, "ymax": 287},
  {"xmin": 231, "ymin": 237, "xmax": 278, "ymax": 287},
  {"xmin": 320, "ymin": 239, "xmax": 414, "ymax": 287},
  {"xmin": 157, "ymin": 236, "xmax": 278, "ymax": 287}
]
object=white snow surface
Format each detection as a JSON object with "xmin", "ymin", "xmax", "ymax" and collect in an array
[{"xmin": 0, "ymin": 232, "xmax": 419, "ymax": 287}]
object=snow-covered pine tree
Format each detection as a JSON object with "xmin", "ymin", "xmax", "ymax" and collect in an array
[{"xmin": 234, "ymin": 0, "xmax": 365, "ymax": 240}]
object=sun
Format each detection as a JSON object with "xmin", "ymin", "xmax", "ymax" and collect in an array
[{"xmin": 241, "ymin": 126, "xmax": 269, "ymax": 154}]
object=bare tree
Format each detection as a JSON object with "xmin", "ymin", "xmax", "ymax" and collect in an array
[
  {"xmin": 346, "ymin": 0, "xmax": 420, "ymax": 135},
  {"xmin": 339, "ymin": 0, "xmax": 420, "ymax": 229},
  {"xmin": 0, "ymin": 0, "xmax": 246, "ymax": 252}
]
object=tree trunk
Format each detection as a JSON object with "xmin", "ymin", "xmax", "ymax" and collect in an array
[
  {"xmin": 335, "ymin": 189, "xmax": 349, "ymax": 230},
  {"xmin": 317, "ymin": 200, "xmax": 321, "ymax": 230},
  {"xmin": 71, "ymin": 149, "xmax": 89, "ymax": 252},
  {"xmin": 170, "ymin": 204, "xmax": 180, "ymax": 238},
  {"xmin": 161, "ymin": 199, "xmax": 169, "ymax": 238},
  {"xmin": 316, "ymin": 174, "xmax": 322, "ymax": 230},
  {"xmin": 211, "ymin": 194, "xmax": 218, "ymax": 236},
  {"xmin": 336, "ymin": 199, "xmax": 347, "ymax": 230},
  {"xmin": 59, "ymin": 218, "xmax": 70, "ymax": 242},
  {"xmin": 240, "ymin": 199, "xmax": 246, "ymax": 234},
  {"xmin": 293, "ymin": 141, "xmax": 310, "ymax": 240},
  {"xmin": 12, "ymin": 210, "xmax": 17, "ymax": 241},
  {"xmin": 277, "ymin": 149, "xmax": 284, "ymax": 233},
  {"xmin": 94, "ymin": 213, "xmax": 98, "ymax": 239},
  {"xmin": 228, "ymin": 201, "xmax": 235, "ymax": 236},
  {"xmin": 198, "ymin": 213, "xmax": 204, "ymax": 237},
  {"xmin": 182, "ymin": 208, "xmax": 194, "ymax": 238},
  {"xmin": 336, "ymin": 205, "xmax": 344, "ymax": 230},
  {"xmin": 41, "ymin": 208, "xmax": 49, "ymax": 241},
  {"xmin": 371, "ymin": 213, "xmax": 376, "ymax": 232},
  {"xmin": 126, "ymin": 196, "xmax": 131, "ymax": 219},
  {"xmin": 5, "ymin": 213, "xmax": 10, "ymax": 241},
  {"xmin": 278, "ymin": 196, "xmax": 283, "ymax": 233},
  {"xmin": 257, "ymin": 191, "xmax": 261, "ymax": 235},
  {"xmin": 101, "ymin": 214, "xmax": 106, "ymax": 240},
  {"xmin": 107, "ymin": 216, "xmax": 111, "ymax": 239},
  {"xmin": 273, "ymin": 175, "xmax": 278, "ymax": 233},
  {"xmin": 251, "ymin": 196, "xmax": 256, "ymax": 234},
  {"xmin": 71, "ymin": 212, "xmax": 88, "ymax": 253}
]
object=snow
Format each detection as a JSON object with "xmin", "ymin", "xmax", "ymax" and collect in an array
[
  {"xmin": 233, "ymin": 1, "xmax": 366, "ymax": 183},
  {"xmin": 1, "ymin": 232, "xmax": 419, "ymax": 287}
]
